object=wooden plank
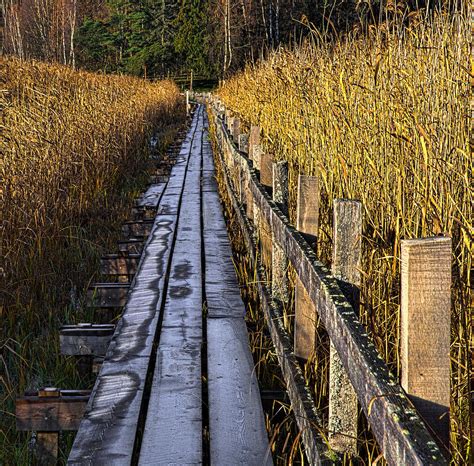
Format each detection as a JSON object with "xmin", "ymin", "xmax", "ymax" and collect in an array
[
  {"xmin": 86, "ymin": 283, "xmax": 130, "ymax": 308},
  {"xmin": 100, "ymin": 254, "xmax": 140, "ymax": 276},
  {"xmin": 207, "ymin": 318, "xmax": 273, "ymax": 465},
  {"xmin": 138, "ymin": 105, "xmax": 204, "ymax": 465},
  {"xmin": 16, "ymin": 390, "xmax": 90, "ymax": 431},
  {"xmin": 401, "ymin": 237, "xmax": 451, "ymax": 448},
  {"xmin": 214, "ymin": 114, "xmax": 448, "ymax": 465},
  {"xmin": 60, "ymin": 324, "xmax": 115, "ymax": 356},
  {"xmin": 233, "ymin": 117, "xmax": 241, "ymax": 141},
  {"xmin": 203, "ymin": 185, "xmax": 246, "ymax": 319},
  {"xmin": 68, "ymin": 105, "xmax": 205, "ymax": 465},
  {"xmin": 295, "ymin": 174, "xmax": 320, "ymax": 359},
  {"xmin": 328, "ymin": 199, "xmax": 362, "ymax": 454}
]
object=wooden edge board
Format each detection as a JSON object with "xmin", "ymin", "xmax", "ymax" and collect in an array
[{"xmin": 214, "ymin": 113, "xmax": 448, "ymax": 465}]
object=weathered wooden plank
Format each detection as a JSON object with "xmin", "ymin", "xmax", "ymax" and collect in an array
[
  {"xmin": 138, "ymin": 346, "xmax": 202, "ymax": 466},
  {"xmin": 207, "ymin": 318, "xmax": 273, "ymax": 465},
  {"xmin": 401, "ymin": 237, "xmax": 451, "ymax": 448},
  {"xmin": 60, "ymin": 324, "xmax": 115, "ymax": 356},
  {"xmin": 214, "ymin": 114, "xmax": 448, "ymax": 465},
  {"xmin": 68, "ymin": 105, "xmax": 205, "ymax": 466},
  {"xmin": 16, "ymin": 390, "xmax": 90, "ymax": 431},
  {"xmin": 328, "ymin": 199, "xmax": 362, "ymax": 455},
  {"xmin": 100, "ymin": 254, "xmax": 140, "ymax": 276},
  {"xmin": 203, "ymin": 187, "xmax": 246, "ymax": 319},
  {"xmin": 86, "ymin": 283, "xmax": 130, "ymax": 308},
  {"xmin": 139, "ymin": 106, "xmax": 204, "ymax": 465}
]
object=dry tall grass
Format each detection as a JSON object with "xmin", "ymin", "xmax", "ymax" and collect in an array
[
  {"xmin": 0, "ymin": 57, "xmax": 184, "ymax": 461},
  {"xmin": 218, "ymin": 10, "xmax": 471, "ymax": 462}
]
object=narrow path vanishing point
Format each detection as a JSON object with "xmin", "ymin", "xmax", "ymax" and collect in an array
[{"xmin": 68, "ymin": 105, "xmax": 273, "ymax": 465}]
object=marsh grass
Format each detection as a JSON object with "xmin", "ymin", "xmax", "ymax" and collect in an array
[
  {"xmin": 218, "ymin": 8, "xmax": 471, "ymax": 463},
  {"xmin": 0, "ymin": 57, "xmax": 184, "ymax": 462}
]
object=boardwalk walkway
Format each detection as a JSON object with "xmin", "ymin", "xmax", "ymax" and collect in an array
[{"xmin": 68, "ymin": 105, "xmax": 273, "ymax": 465}]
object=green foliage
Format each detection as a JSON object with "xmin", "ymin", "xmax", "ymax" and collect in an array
[{"xmin": 76, "ymin": 0, "xmax": 213, "ymax": 78}]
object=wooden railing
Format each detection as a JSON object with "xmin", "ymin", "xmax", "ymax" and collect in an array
[{"xmin": 208, "ymin": 97, "xmax": 451, "ymax": 465}]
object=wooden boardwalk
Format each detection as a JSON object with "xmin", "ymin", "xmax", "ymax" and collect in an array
[{"xmin": 68, "ymin": 105, "xmax": 273, "ymax": 465}]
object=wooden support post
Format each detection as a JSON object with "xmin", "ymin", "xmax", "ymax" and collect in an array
[
  {"xmin": 87, "ymin": 283, "xmax": 130, "ymax": 308},
  {"xmin": 272, "ymin": 161, "xmax": 289, "ymax": 303},
  {"xmin": 238, "ymin": 133, "xmax": 249, "ymax": 153},
  {"xmin": 233, "ymin": 118, "xmax": 241, "ymax": 142},
  {"xmin": 328, "ymin": 199, "xmax": 362, "ymax": 455},
  {"xmin": 401, "ymin": 237, "xmax": 451, "ymax": 448},
  {"xmin": 294, "ymin": 174, "xmax": 320, "ymax": 359},
  {"xmin": 253, "ymin": 144, "xmax": 262, "ymax": 171},
  {"xmin": 249, "ymin": 125, "xmax": 260, "ymax": 162},
  {"xmin": 260, "ymin": 152, "xmax": 273, "ymax": 189},
  {"xmin": 186, "ymin": 90, "xmax": 189, "ymax": 116},
  {"xmin": 37, "ymin": 388, "xmax": 59, "ymax": 465}
]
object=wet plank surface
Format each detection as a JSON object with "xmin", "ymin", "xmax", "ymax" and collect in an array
[{"xmin": 69, "ymin": 105, "xmax": 271, "ymax": 465}]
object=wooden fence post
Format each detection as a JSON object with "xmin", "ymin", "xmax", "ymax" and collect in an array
[
  {"xmin": 272, "ymin": 161, "xmax": 289, "ymax": 303},
  {"xmin": 249, "ymin": 125, "xmax": 260, "ymax": 162},
  {"xmin": 328, "ymin": 199, "xmax": 362, "ymax": 454},
  {"xmin": 260, "ymin": 152, "xmax": 273, "ymax": 188},
  {"xmin": 401, "ymin": 237, "xmax": 451, "ymax": 448},
  {"xmin": 294, "ymin": 175, "xmax": 320, "ymax": 359},
  {"xmin": 36, "ymin": 388, "xmax": 60, "ymax": 464},
  {"xmin": 233, "ymin": 118, "xmax": 241, "ymax": 142},
  {"xmin": 238, "ymin": 133, "xmax": 249, "ymax": 153}
]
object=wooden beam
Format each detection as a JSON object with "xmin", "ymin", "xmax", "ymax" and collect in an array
[
  {"xmin": 60, "ymin": 324, "xmax": 115, "ymax": 356},
  {"xmin": 328, "ymin": 199, "xmax": 362, "ymax": 455},
  {"xmin": 87, "ymin": 283, "xmax": 130, "ymax": 308},
  {"xmin": 16, "ymin": 389, "xmax": 90, "ymax": 431},
  {"xmin": 401, "ymin": 237, "xmax": 451, "ymax": 449},
  {"xmin": 295, "ymin": 174, "xmax": 320, "ymax": 360}
]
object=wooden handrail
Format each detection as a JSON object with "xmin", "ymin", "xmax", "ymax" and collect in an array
[{"xmin": 211, "ymin": 102, "xmax": 448, "ymax": 465}]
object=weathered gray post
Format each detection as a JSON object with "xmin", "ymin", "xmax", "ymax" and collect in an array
[
  {"xmin": 328, "ymin": 199, "xmax": 362, "ymax": 455},
  {"xmin": 294, "ymin": 175, "xmax": 320, "ymax": 359},
  {"xmin": 401, "ymin": 236, "xmax": 451, "ymax": 448},
  {"xmin": 249, "ymin": 125, "xmax": 260, "ymax": 162},
  {"xmin": 272, "ymin": 161, "xmax": 289, "ymax": 302},
  {"xmin": 233, "ymin": 118, "xmax": 241, "ymax": 142}
]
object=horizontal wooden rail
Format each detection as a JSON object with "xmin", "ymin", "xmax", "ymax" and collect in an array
[{"xmin": 211, "ymin": 105, "xmax": 447, "ymax": 465}]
